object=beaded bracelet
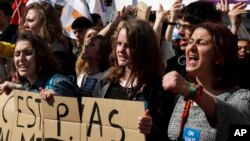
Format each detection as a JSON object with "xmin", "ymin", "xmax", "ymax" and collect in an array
[
  {"xmin": 184, "ymin": 83, "xmax": 204, "ymax": 103},
  {"xmin": 192, "ymin": 85, "xmax": 204, "ymax": 103}
]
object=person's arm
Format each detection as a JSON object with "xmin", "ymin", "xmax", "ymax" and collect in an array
[
  {"xmin": 228, "ymin": 2, "xmax": 247, "ymax": 35},
  {"xmin": 164, "ymin": 0, "xmax": 183, "ymax": 42},
  {"xmin": 0, "ymin": 41, "xmax": 15, "ymax": 58},
  {"xmin": 162, "ymin": 71, "xmax": 217, "ymax": 119},
  {"xmin": 0, "ymin": 81, "xmax": 23, "ymax": 95},
  {"xmin": 216, "ymin": 0, "xmax": 247, "ymax": 35},
  {"xmin": 98, "ymin": 22, "xmax": 113, "ymax": 36},
  {"xmin": 153, "ymin": 4, "xmax": 167, "ymax": 47},
  {"xmin": 162, "ymin": 71, "xmax": 250, "ymax": 123}
]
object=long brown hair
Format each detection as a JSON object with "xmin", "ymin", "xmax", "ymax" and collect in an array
[
  {"xmin": 19, "ymin": 2, "xmax": 64, "ymax": 44},
  {"xmin": 108, "ymin": 19, "xmax": 164, "ymax": 89}
]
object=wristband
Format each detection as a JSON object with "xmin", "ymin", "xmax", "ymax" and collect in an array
[
  {"xmin": 167, "ymin": 21, "xmax": 177, "ymax": 25},
  {"xmin": 184, "ymin": 83, "xmax": 196, "ymax": 101},
  {"xmin": 192, "ymin": 86, "xmax": 204, "ymax": 103},
  {"xmin": 184, "ymin": 83, "xmax": 204, "ymax": 102}
]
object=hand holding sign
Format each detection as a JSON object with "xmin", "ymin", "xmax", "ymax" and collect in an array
[
  {"xmin": 40, "ymin": 88, "xmax": 56, "ymax": 100},
  {"xmin": 0, "ymin": 81, "xmax": 23, "ymax": 95},
  {"xmin": 137, "ymin": 109, "xmax": 152, "ymax": 135}
]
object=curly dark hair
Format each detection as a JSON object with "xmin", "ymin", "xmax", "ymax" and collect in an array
[
  {"xmin": 15, "ymin": 31, "xmax": 62, "ymax": 81},
  {"xmin": 108, "ymin": 19, "xmax": 164, "ymax": 89}
]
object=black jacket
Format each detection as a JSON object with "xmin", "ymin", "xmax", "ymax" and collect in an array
[{"xmin": 100, "ymin": 75, "xmax": 175, "ymax": 141}]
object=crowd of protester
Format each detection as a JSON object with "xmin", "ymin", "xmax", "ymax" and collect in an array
[{"xmin": 0, "ymin": 0, "xmax": 250, "ymax": 140}]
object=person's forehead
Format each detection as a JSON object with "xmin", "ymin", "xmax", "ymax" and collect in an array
[
  {"xmin": 238, "ymin": 40, "xmax": 250, "ymax": 46},
  {"xmin": 178, "ymin": 19, "xmax": 191, "ymax": 25},
  {"xmin": 26, "ymin": 9, "xmax": 39, "ymax": 17}
]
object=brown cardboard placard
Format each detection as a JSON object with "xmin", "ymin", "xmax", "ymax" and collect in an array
[
  {"xmin": 137, "ymin": 1, "xmax": 152, "ymax": 22},
  {"xmin": 0, "ymin": 92, "xmax": 14, "ymax": 141},
  {"xmin": 11, "ymin": 113, "xmax": 43, "ymax": 141},
  {"xmin": 13, "ymin": 90, "xmax": 42, "ymax": 116},
  {"xmin": 44, "ymin": 119, "xmax": 81, "ymax": 141},
  {"xmin": 11, "ymin": 90, "xmax": 43, "ymax": 140},
  {"xmin": 81, "ymin": 97, "xmax": 145, "ymax": 141},
  {"xmin": 41, "ymin": 96, "xmax": 80, "ymax": 122},
  {"xmin": 1, "ymin": 90, "xmax": 146, "ymax": 141},
  {"xmin": 42, "ymin": 95, "xmax": 81, "ymax": 140}
]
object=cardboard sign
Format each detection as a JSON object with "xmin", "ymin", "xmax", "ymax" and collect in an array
[
  {"xmin": 113, "ymin": 0, "xmax": 134, "ymax": 11},
  {"xmin": 42, "ymin": 96, "xmax": 81, "ymax": 140},
  {"xmin": 137, "ymin": 1, "xmax": 152, "ymax": 21},
  {"xmin": 0, "ymin": 92, "xmax": 14, "ymax": 141},
  {"xmin": 11, "ymin": 90, "xmax": 43, "ymax": 141},
  {"xmin": 81, "ymin": 97, "xmax": 145, "ymax": 141},
  {"xmin": 0, "ymin": 90, "xmax": 146, "ymax": 141}
]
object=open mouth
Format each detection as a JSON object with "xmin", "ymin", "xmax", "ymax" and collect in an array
[{"xmin": 187, "ymin": 55, "xmax": 199, "ymax": 64}]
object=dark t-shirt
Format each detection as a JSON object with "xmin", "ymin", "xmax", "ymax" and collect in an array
[{"xmin": 105, "ymin": 82, "xmax": 136, "ymax": 100}]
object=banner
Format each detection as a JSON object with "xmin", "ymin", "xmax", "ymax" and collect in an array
[
  {"xmin": 86, "ymin": 0, "xmax": 106, "ymax": 25},
  {"xmin": 60, "ymin": 0, "xmax": 92, "ymax": 39},
  {"xmin": 0, "ymin": 90, "xmax": 145, "ymax": 141}
]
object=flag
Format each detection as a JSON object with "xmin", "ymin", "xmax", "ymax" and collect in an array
[
  {"xmin": 46, "ymin": 0, "xmax": 66, "ymax": 6},
  {"xmin": 86, "ymin": 0, "xmax": 106, "ymax": 24},
  {"xmin": 11, "ymin": 0, "xmax": 29, "ymax": 25},
  {"xmin": 60, "ymin": 0, "xmax": 92, "ymax": 39}
]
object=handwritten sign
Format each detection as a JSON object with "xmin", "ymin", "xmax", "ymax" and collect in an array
[
  {"xmin": 11, "ymin": 90, "xmax": 43, "ymax": 141},
  {"xmin": 42, "ymin": 95, "xmax": 81, "ymax": 140},
  {"xmin": 137, "ymin": 1, "xmax": 152, "ymax": 21},
  {"xmin": 81, "ymin": 97, "xmax": 145, "ymax": 140},
  {"xmin": 0, "ymin": 92, "xmax": 14, "ymax": 141},
  {"xmin": 0, "ymin": 90, "xmax": 145, "ymax": 141}
]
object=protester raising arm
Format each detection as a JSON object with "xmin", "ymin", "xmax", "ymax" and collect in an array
[
  {"xmin": 153, "ymin": 4, "xmax": 168, "ymax": 46},
  {"xmin": 164, "ymin": 0, "xmax": 183, "ymax": 42},
  {"xmin": 163, "ymin": 21, "xmax": 250, "ymax": 141},
  {"xmin": 216, "ymin": 0, "xmax": 247, "ymax": 35},
  {"xmin": 228, "ymin": 2, "xmax": 247, "ymax": 35}
]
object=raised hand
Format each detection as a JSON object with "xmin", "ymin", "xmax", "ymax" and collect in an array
[
  {"xmin": 169, "ymin": 0, "xmax": 184, "ymax": 22},
  {"xmin": 228, "ymin": 2, "xmax": 247, "ymax": 34},
  {"xmin": 216, "ymin": 0, "xmax": 229, "ymax": 16}
]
